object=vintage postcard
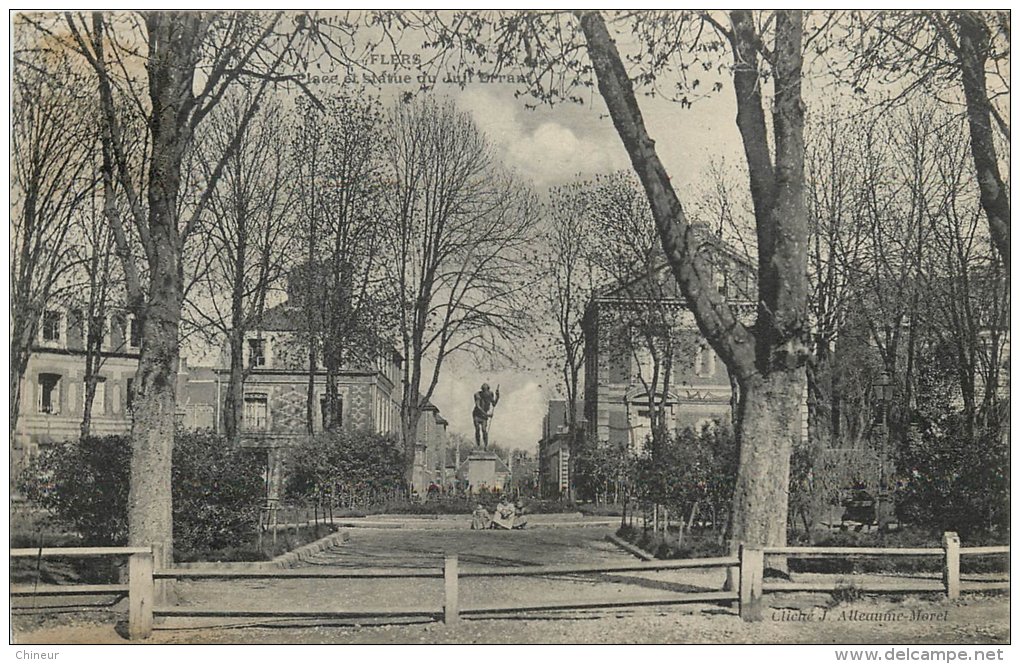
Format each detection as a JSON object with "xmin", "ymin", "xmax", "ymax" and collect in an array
[{"xmin": 8, "ymin": 8, "xmax": 1010, "ymax": 655}]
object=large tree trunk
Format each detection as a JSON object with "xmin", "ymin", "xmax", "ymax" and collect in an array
[
  {"xmin": 730, "ymin": 370, "xmax": 804, "ymax": 551},
  {"xmin": 956, "ymin": 13, "xmax": 1010, "ymax": 270},
  {"xmin": 129, "ymin": 296, "xmax": 181, "ymax": 568},
  {"xmin": 126, "ymin": 14, "xmax": 199, "ymax": 567}
]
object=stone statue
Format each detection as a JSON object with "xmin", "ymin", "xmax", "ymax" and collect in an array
[{"xmin": 472, "ymin": 382, "xmax": 500, "ymax": 448}]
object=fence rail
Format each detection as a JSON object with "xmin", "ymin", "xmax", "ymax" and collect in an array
[
  {"xmin": 11, "ymin": 531, "xmax": 1009, "ymax": 639},
  {"xmin": 10, "ymin": 545, "xmax": 154, "ymax": 639}
]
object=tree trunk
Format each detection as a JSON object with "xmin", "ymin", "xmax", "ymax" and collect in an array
[
  {"xmin": 581, "ymin": 11, "xmax": 810, "ymax": 572},
  {"xmin": 223, "ymin": 328, "xmax": 244, "ymax": 440},
  {"xmin": 126, "ymin": 14, "xmax": 199, "ymax": 567},
  {"xmin": 401, "ymin": 398, "xmax": 422, "ymax": 484},
  {"xmin": 305, "ymin": 340, "xmax": 317, "ymax": 434},
  {"xmin": 956, "ymin": 14, "xmax": 1010, "ymax": 270},
  {"xmin": 729, "ymin": 370, "xmax": 804, "ymax": 554},
  {"xmin": 10, "ymin": 349, "xmax": 29, "ymax": 440},
  {"xmin": 81, "ymin": 376, "xmax": 97, "ymax": 439},
  {"xmin": 128, "ymin": 291, "xmax": 181, "ymax": 568},
  {"xmin": 324, "ymin": 366, "xmax": 342, "ymax": 432}
]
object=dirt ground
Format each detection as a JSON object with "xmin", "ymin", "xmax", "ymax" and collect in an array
[{"xmin": 11, "ymin": 525, "xmax": 1010, "ymax": 645}]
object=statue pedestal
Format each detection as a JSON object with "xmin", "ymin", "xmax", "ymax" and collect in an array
[{"xmin": 464, "ymin": 450, "xmax": 500, "ymax": 493}]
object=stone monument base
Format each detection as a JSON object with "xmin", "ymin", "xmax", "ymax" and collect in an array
[{"xmin": 464, "ymin": 450, "xmax": 502, "ymax": 494}]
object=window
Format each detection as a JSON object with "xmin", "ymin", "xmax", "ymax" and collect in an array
[
  {"xmin": 83, "ymin": 378, "xmax": 106, "ymax": 415},
  {"xmin": 38, "ymin": 374, "xmax": 61, "ymax": 414},
  {"xmin": 129, "ymin": 317, "xmax": 142, "ymax": 348},
  {"xmin": 713, "ymin": 270, "xmax": 726, "ymax": 296},
  {"xmin": 126, "ymin": 378, "xmax": 134, "ymax": 412},
  {"xmin": 694, "ymin": 345, "xmax": 716, "ymax": 377},
  {"xmin": 42, "ymin": 311, "xmax": 61, "ymax": 343},
  {"xmin": 247, "ymin": 338, "xmax": 267, "ymax": 368},
  {"xmin": 244, "ymin": 393, "xmax": 269, "ymax": 432}
]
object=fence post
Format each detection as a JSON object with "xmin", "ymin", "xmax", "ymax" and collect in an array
[
  {"xmin": 444, "ymin": 555, "xmax": 460, "ymax": 624},
  {"xmin": 739, "ymin": 544, "xmax": 764, "ymax": 622},
  {"xmin": 942, "ymin": 531, "xmax": 960, "ymax": 600},
  {"xmin": 128, "ymin": 549, "xmax": 154, "ymax": 640}
]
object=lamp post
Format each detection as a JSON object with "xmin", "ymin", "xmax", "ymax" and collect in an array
[{"xmin": 872, "ymin": 371, "xmax": 894, "ymax": 530}]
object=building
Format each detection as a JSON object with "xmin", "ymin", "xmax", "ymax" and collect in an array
[
  {"xmin": 412, "ymin": 400, "xmax": 449, "ymax": 493},
  {"xmin": 537, "ymin": 399, "xmax": 583, "ymax": 498},
  {"xmin": 188, "ymin": 270, "xmax": 407, "ymax": 498},
  {"xmin": 11, "ymin": 266, "xmax": 448, "ymax": 499},
  {"xmin": 11, "ymin": 306, "xmax": 195, "ymax": 478},
  {"xmin": 582, "ymin": 237, "xmax": 756, "ymax": 454}
]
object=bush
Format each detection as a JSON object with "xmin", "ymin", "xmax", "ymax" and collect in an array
[
  {"xmin": 172, "ymin": 431, "xmax": 266, "ymax": 555},
  {"xmin": 284, "ymin": 429, "xmax": 405, "ymax": 509},
  {"xmin": 18, "ymin": 432, "xmax": 266, "ymax": 559},
  {"xmin": 895, "ymin": 411, "xmax": 1009, "ymax": 538},
  {"xmin": 615, "ymin": 524, "xmax": 727, "ymax": 560}
]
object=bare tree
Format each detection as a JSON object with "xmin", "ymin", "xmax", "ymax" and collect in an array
[
  {"xmin": 583, "ymin": 172, "xmax": 692, "ymax": 455},
  {"xmin": 53, "ymin": 9, "xmax": 331, "ymax": 564},
  {"xmin": 189, "ymin": 92, "xmax": 296, "ymax": 441},
  {"xmin": 578, "ymin": 11, "xmax": 812, "ymax": 559},
  {"xmin": 72, "ymin": 185, "xmax": 124, "ymax": 438},
  {"xmin": 10, "ymin": 36, "xmax": 96, "ymax": 439},
  {"xmin": 540, "ymin": 183, "xmax": 600, "ymax": 441},
  {"xmin": 291, "ymin": 92, "xmax": 391, "ymax": 434},
  {"xmin": 387, "ymin": 10, "xmax": 812, "ymax": 556},
  {"xmin": 916, "ymin": 109, "xmax": 1009, "ymax": 435},
  {"xmin": 386, "ymin": 96, "xmax": 537, "ymax": 477},
  {"xmin": 839, "ymin": 10, "xmax": 1010, "ymax": 269}
]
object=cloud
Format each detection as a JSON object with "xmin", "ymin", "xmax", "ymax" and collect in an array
[{"xmin": 456, "ymin": 87, "xmax": 625, "ymax": 187}]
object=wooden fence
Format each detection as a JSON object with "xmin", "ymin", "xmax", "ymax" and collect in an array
[
  {"xmin": 11, "ymin": 546, "xmax": 154, "ymax": 639},
  {"xmin": 10, "ymin": 531, "xmax": 1009, "ymax": 639}
]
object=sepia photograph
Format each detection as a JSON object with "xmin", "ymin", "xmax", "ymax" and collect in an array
[{"xmin": 7, "ymin": 8, "xmax": 1011, "ymax": 653}]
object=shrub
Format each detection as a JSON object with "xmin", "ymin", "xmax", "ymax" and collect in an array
[
  {"xmin": 284, "ymin": 429, "xmax": 405, "ymax": 509},
  {"xmin": 615, "ymin": 523, "xmax": 727, "ymax": 560},
  {"xmin": 20, "ymin": 435, "xmax": 131, "ymax": 545},
  {"xmin": 171, "ymin": 430, "xmax": 266, "ymax": 554},
  {"xmin": 18, "ymin": 432, "xmax": 266, "ymax": 559},
  {"xmin": 895, "ymin": 411, "xmax": 1009, "ymax": 538}
]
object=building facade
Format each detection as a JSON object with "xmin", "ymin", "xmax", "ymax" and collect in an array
[
  {"xmin": 11, "ymin": 306, "xmax": 194, "ymax": 478},
  {"xmin": 537, "ymin": 399, "xmax": 582, "ymax": 498},
  {"xmin": 582, "ymin": 239, "xmax": 757, "ymax": 454},
  {"xmin": 12, "ymin": 269, "xmax": 450, "ymax": 498}
]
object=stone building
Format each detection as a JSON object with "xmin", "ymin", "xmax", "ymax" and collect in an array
[
  {"xmin": 11, "ymin": 306, "xmax": 196, "ymax": 478},
  {"xmin": 196, "ymin": 271, "xmax": 405, "ymax": 499},
  {"xmin": 412, "ymin": 400, "xmax": 449, "ymax": 493},
  {"xmin": 11, "ymin": 266, "xmax": 450, "ymax": 499},
  {"xmin": 582, "ymin": 237, "xmax": 756, "ymax": 454},
  {"xmin": 537, "ymin": 399, "xmax": 583, "ymax": 498}
]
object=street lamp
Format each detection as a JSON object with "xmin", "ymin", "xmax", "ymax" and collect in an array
[{"xmin": 872, "ymin": 371, "xmax": 893, "ymax": 530}]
